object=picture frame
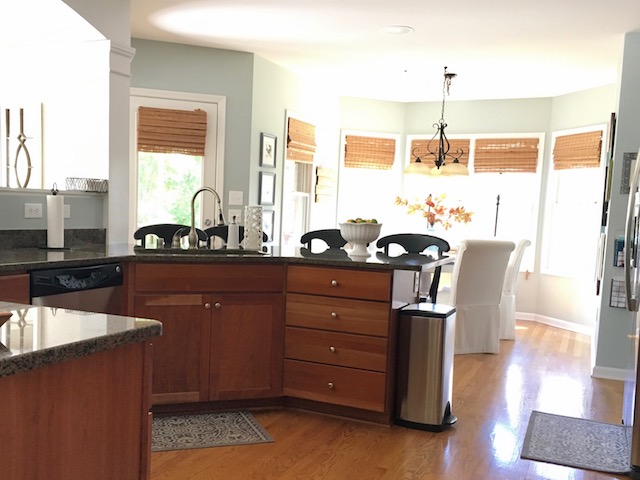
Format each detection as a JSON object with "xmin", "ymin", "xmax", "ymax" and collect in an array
[
  {"xmin": 259, "ymin": 172, "xmax": 276, "ymax": 205},
  {"xmin": 263, "ymin": 210, "xmax": 275, "ymax": 242},
  {"xmin": 260, "ymin": 133, "xmax": 277, "ymax": 167}
]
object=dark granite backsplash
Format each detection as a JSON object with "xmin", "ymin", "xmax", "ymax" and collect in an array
[{"xmin": 0, "ymin": 229, "xmax": 106, "ymax": 249}]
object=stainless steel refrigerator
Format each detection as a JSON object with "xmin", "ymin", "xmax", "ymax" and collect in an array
[{"xmin": 622, "ymin": 147, "xmax": 640, "ymax": 478}]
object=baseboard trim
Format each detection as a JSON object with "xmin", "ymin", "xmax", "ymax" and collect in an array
[
  {"xmin": 591, "ymin": 365, "xmax": 630, "ymax": 381},
  {"xmin": 517, "ymin": 311, "xmax": 594, "ymax": 337}
]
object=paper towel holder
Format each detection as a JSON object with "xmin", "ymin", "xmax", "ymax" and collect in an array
[{"xmin": 38, "ymin": 183, "xmax": 72, "ymax": 251}]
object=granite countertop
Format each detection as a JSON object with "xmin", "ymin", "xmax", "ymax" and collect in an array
[
  {"xmin": 0, "ymin": 243, "xmax": 453, "ymax": 274},
  {"xmin": 0, "ymin": 302, "xmax": 162, "ymax": 378}
]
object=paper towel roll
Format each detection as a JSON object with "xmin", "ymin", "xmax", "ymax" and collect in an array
[
  {"xmin": 227, "ymin": 216, "xmax": 239, "ymax": 249},
  {"xmin": 47, "ymin": 194, "xmax": 64, "ymax": 248}
]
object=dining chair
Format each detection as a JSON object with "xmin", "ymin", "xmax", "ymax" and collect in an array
[
  {"xmin": 450, "ymin": 239, "xmax": 515, "ymax": 354},
  {"xmin": 376, "ymin": 233, "xmax": 450, "ymax": 303},
  {"xmin": 300, "ymin": 229, "xmax": 347, "ymax": 252},
  {"xmin": 134, "ymin": 223, "xmax": 206, "ymax": 248},
  {"xmin": 499, "ymin": 239, "xmax": 531, "ymax": 340}
]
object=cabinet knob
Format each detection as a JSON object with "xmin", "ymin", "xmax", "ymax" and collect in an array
[
  {"xmin": 328, "ymin": 382, "xmax": 335, "ymax": 389},
  {"xmin": 204, "ymin": 302, "xmax": 211, "ymax": 309},
  {"xmin": 330, "ymin": 312, "xmax": 337, "ymax": 318},
  {"xmin": 214, "ymin": 302, "xmax": 222, "ymax": 309},
  {"xmin": 330, "ymin": 279, "xmax": 338, "ymax": 287},
  {"xmin": 329, "ymin": 346, "xmax": 336, "ymax": 353}
]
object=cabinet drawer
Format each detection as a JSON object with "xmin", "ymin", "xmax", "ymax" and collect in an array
[
  {"xmin": 135, "ymin": 263, "xmax": 285, "ymax": 293},
  {"xmin": 285, "ymin": 326, "xmax": 387, "ymax": 372},
  {"xmin": 283, "ymin": 360, "xmax": 386, "ymax": 412},
  {"xmin": 287, "ymin": 266, "xmax": 391, "ymax": 301},
  {"xmin": 286, "ymin": 293, "xmax": 389, "ymax": 337}
]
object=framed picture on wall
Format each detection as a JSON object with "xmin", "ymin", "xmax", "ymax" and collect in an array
[
  {"xmin": 263, "ymin": 210, "xmax": 275, "ymax": 242},
  {"xmin": 260, "ymin": 133, "xmax": 277, "ymax": 167},
  {"xmin": 259, "ymin": 172, "xmax": 276, "ymax": 205}
]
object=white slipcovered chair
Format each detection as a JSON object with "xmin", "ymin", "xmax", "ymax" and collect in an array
[
  {"xmin": 499, "ymin": 239, "xmax": 531, "ymax": 340},
  {"xmin": 451, "ymin": 239, "xmax": 515, "ymax": 354}
]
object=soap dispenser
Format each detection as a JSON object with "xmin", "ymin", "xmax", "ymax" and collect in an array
[{"xmin": 227, "ymin": 215, "xmax": 239, "ymax": 249}]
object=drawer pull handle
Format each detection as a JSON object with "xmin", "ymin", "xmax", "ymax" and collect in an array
[
  {"xmin": 214, "ymin": 302, "xmax": 222, "ymax": 309},
  {"xmin": 330, "ymin": 280, "xmax": 338, "ymax": 287},
  {"xmin": 329, "ymin": 346, "xmax": 336, "ymax": 353},
  {"xmin": 204, "ymin": 302, "xmax": 211, "ymax": 309},
  {"xmin": 328, "ymin": 382, "xmax": 335, "ymax": 389},
  {"xmin": 331, "ymin": 312, "xmax": 337, "ymax": 318}
]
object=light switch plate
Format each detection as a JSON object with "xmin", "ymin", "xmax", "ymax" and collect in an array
[
  {"xmin": 64, "ymin": 204, "xmax": 70, "ymax": 218},
  {"xmin": 229, "ymin": 191, "xmax": 243, "ymax": 206}
]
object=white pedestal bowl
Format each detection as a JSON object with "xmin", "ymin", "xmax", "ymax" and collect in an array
[{"xmin": 339, "ymin": 222, "xmax": 383, "ymax": 257}]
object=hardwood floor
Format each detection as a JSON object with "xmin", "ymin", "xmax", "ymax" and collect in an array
[{"xmin": 150, "ymin": 321, "xmax": 626, "ymax": 479}]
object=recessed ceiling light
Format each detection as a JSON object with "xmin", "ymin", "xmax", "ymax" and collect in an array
[{"xmin": 381, "ymin": 25, "xmax": 414, "ymax": 35}]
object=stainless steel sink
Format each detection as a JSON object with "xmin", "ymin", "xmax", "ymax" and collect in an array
[{"xmin": 133, "ymin": 246, "xmax": 266, "ymax": 257}]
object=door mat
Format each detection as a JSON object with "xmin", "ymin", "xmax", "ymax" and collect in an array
[
  {"xmin": 152, "ymin": 411, "xmax": 273, "ymax": 452},
  {"xmin": 521, "ymin": 410, "xmax": 632, "ymax": 475}
]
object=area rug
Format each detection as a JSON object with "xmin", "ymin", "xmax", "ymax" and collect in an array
[
  {"xmin": 152, "ymin": 411, "xmax": 273, "ymax": 452},
  {"xmin": 521, "ymin": 410, "xmax": 632, "ymax": 475}
]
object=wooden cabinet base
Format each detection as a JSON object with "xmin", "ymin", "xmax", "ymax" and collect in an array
[
  {"xmin": 284, "ymin": 397, "xmax": 393, "ymax": 426},
  {"xmin": 1, "ymin": 342, "xmax": 152, "ymax": 480}
]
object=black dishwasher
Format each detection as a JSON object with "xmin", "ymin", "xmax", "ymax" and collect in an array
[{"xmin": 30, "ymin": 263, "xmax": 124, "ymax": 315}]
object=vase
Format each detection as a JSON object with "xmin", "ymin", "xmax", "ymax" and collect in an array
[{"xmin": 243, "ymin": 206, "xmax": 263, "ymax": 251}]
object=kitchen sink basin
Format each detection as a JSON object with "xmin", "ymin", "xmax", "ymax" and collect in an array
[{"xmin": 133, "ymin": 246, "xmax": 266, "ymax": 257}]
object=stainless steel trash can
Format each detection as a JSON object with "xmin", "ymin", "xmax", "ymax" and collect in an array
[{"xmin": 395, "ymin": 303, "xmax": 457, "ymax": 431}]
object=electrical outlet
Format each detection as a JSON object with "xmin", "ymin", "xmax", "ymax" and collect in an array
[
  {"xmin": 228, "ymin": 209, "xmax": 242, "ymax": 223},
  {"xmin": 24, "ymin": 203, "xmax": 43, "ymax": 218}
]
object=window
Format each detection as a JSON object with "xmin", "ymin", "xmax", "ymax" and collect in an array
[
  {"xmin": 129, "ymin": 89, "xmax": 225, "ymax": 237},
  {"xmin": 543, "ymin": 127, "xmax": 605, "ymax": 278},
  {"xmin": 402, "ymin": 134, "xmax": 543, "ymax": 272},
  {"xmin": 280, "ymin": 113, "xmax": 316, "ymax": 251},
  {"xmin": 136, "ymin": 107, "xmax": 207, "ymax": 227},
  {"xmin": 337, "ymin": 130, "xmax": 401, "ymax": 232}
]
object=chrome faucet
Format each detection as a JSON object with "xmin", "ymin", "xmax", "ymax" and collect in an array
[{"xmin": 188, "ymin": 186, "xmax": 226, "ymax": 248}]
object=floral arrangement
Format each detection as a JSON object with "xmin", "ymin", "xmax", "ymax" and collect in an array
[{"xmin": 395, "ymin": 193, "xmax": 473, "ymax": 230}]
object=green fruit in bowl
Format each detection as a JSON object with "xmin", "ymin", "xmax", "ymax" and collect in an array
[{"xmin": 369, "ymin": 219, "xmax": 378, "ymax": 224}]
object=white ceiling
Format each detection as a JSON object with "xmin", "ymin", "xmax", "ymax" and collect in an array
[{"xmin": 130, "ymin": 0, "xmax": 640, "ymax": 102}]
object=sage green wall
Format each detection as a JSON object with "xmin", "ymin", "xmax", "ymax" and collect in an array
[
  {"xmin": 596, "ymin": 32, "xmax": 640, "ymax": 375},
  {"xmin": 251, "ymin": 55, "xmax": 341, "ymax": 236},
  {"xmin": 130, "ymin": 39, "xmax": 254, "ymax": 206}
]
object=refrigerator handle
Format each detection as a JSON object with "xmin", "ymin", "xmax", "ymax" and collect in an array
[{"xmin": 624, "ymin": 148, "xmax": 640, "ymax": 312}]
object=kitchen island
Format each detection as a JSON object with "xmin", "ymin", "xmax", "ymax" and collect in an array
[
  {"xmin": 0, "ymin": 303, "xmax": 161, "ymax": 480},
  {"xmin": 0, "ymin": 244, "xmax": 451, "ymax": 426}
]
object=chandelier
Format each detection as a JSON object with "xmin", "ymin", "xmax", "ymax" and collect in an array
[{"xmin": 405, "ymin": 66, "xmax": 469, "ymax": 176}]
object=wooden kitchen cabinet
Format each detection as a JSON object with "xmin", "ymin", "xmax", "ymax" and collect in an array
[
  {"xmin": 284, "ymin": 265, "xmax": 397, "ymax": 424},
  {"xmin": 132, "ymin": 263, "xmax": 285, "ymax": 405},
  {"xmin": 0, "ymin": 273, "xmax": 30, "ymax": 304},
  {"xmin": 210, "ymin": 293, "xmax": 283, "ymax": 400},
  {"xmin": 134, "ymin": 293, "xmax": 212, "ymax": 404}
]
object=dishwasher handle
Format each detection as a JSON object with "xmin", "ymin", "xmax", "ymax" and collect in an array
[{"xmin": 30, "ymin": 263, "xmax": 123, "ymax": 297}]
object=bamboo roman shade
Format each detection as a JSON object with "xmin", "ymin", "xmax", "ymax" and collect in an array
[
  {"xmin": 286, "ymin": 117, "xmax": 316, "ymax": 163},
  {"xmin": 409, "ymin": 138, "xmax": 470, "ymax": 166},
  {"xmin": 137, "ymin": 107, "xmax": 207, "ymax": 156},
  {"xmin": 552, "ymin": 130, "xmax": 602, "ymax": 170},
  {"xmin": 344, "ymin": 135, "xmax": 396, "ymax": 170},
  {"xmin": 474, "ymin": 138, "xmax": 539, "ymax": 173}
]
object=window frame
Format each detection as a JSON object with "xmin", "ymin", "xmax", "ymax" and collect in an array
[
  {"xmin": 541, "ymin": 124, "xmax": 607, "ymax": 278},
  {"xmin": 129, "ymin": 88, "xmax": 226, "ymax": 239}
]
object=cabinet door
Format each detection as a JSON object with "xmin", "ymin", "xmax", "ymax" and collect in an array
[
  {"xmin": 0, "ymin": 274, "xmax": 30, "ymax": 304},
  {"xmin": 209, "ymin": 293, "xmax": 284, "ymax": 400},
  {"xmin": 134, "ymin": 294, "xmax": 212, "ymax": 405}
]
